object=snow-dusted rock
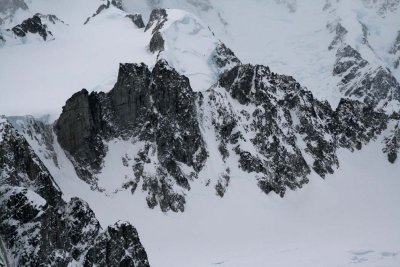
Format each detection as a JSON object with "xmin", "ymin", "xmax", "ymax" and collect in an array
[
  {"xmin": 53, "ymin": 57, "xmax": 392, "ymax": 210},
  {"xmin": 0, "ymin": 117, "xmax": 150, "ymax": 266},
  {"xmin": 145, "ymin": 8, "xmax": 241, "ymax": 91}
]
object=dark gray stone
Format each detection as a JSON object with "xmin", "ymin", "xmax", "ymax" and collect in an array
[
  {"xmin": 11, "ymin": 14, "xmax": 51, "ymax": 40},
  {"xmin": 0, "ymin": 118, "xmax": 150, "ymax": 267}
]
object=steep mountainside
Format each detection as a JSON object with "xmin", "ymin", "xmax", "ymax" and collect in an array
[
  {"xmin": 125, "ymin": 0, "xmax": 400, "ymax": 111},
  {"xmin": 0, "ymin": 116, "xmax": 150, "ymax": 266},
  {"xmin": 0, "ymin": 1, "xmax": 399, "ymax": 267}
]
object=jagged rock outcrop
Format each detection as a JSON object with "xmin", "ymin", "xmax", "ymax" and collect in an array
[
  {"xmin": 1, "ymin": 13, "xmax": 65, "ymax": 45},
  {"xmin": 8, "ymin": 115, "xmax": 58, "ymax": 167},
  {"xmin": 56, "ymin": 60, "xmax": 207, "ymax": 212},
  {"xmin": 144, "ymin": 8, "xmax": 167, "ymax": 33},
  {"xmin": 55, "ymin": 57, "xmax": 392, "ymax": 210},
  {"xmin": 332, "ymin": 43, "xmax": 400, "ymax": 110},
  {"xmin": 326, "ymin": 8, "xmax": 400, "ymax": 112},
  {"xmin": 207, "ymin": 64, "xmax": 387, "ymax": 196},
  {"xmin": 145, "ymin": 9, "xmax": 167, "ymax": 53},
  {"xmin": 126, "ymin": 13, "xmax": 145, "ymax": 28},
  {"xmin": 0, "ymin": 116, "xmax": 61, "ymax": 205},
  {"xmin": 84, "ymin": 0, "xmax": 145, "ymax": 28},
  {"xmin": 390, "ymin": 31, "xmax": 400, "ymax": 68},
  {"xmin": 383, "ymin": 112, "xmax": 400, "ymax": 163},
  {"xmin": 0, "ymin": 117, "xmax": 150, "ymax": 266},
  {"xmin": 83, "ymin": 222, "xmax": 149, "ymax": 267},
  {"xmin": 11, "ymin": 14, "xmax": 51, "ymax": 40}
]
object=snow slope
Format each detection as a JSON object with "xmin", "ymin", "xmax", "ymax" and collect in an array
[
  {"xmin": 47, "ymin": 132, "xmax": 400, "ymax": 267},
  {"xmin": 0, "ymin": 0, "xmax": 154, "ymax": 119},
  {"xmin": 124, "ymin": 0, "xmax": 400, "ymax": 108}
]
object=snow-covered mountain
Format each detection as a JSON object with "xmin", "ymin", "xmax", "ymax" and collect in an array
[
  {"xmin": 1, "ymin": 0, "xmax": 400, "ymax": 267},
  {"xmin": 124, "ymin": 0, "xmax": 400, "ymax": 111}
]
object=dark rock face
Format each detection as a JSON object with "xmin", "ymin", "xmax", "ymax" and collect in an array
[
  {"xmin": 111, "ymin": 0, "xmax": 124, "ymax": 10},
  {"xmin": 56, "ymin": 56, "xmax": 394, "ymax": 209},
  {"xmin": 145, "ymin": 9, "xmax": 168, "ymax": 33},
  {"xmin": 332, "ymin": 98, "xmax": 388, "ymax": 150},
  {"xmin": 55, "ymin": 89, "xmax": 110, "ymax": 186},
  {"xmin": 145, "ymin": 9, "xmax": 168, "ymax": 53},
  {"xmin": 0, "ymin": 117, "xmax": 150, "ymax": 267},
  {"xmin": 333, "ymin": 45, "xmax": 400, "ymax": 109},
  {"xmin": 0, "ymin": 117, "xmax": 61, "ymax": 205},
  {"xmin": 56, "ymin": 60, "xmax": 207, "ymax": 212},
  {"xmin": 208, "ymin": 64, "xmax": 388, "ymax": 196},
  {"xmin": 328, "ymin": 20, "xmax": 400, "ymax": 110},
  {"xmin": 383, "ymin": 113, "xmax": 400, "ymax": 163},
  {"xmin": 126, "ymin": 14, "xmax": 145, "ymax": 28},
  {"xmin": 328, "ymin": 23, "xmax": 348, "ymax": 50},
  {"xmin": 83, "ymin": 222, "xmax": 150, "ymax": 267},
  {"xmin": 8, "ymin": 115, "xmax": 58, "ymax": 167},
  {"xmin": 333, "ymin": 45, "xmax": 368, "ymax": 82},
  {"xmin": 149, "ymin": 31, "xmax": 164, "ymax": 53},
  {"xmin": 11, "ymin": 14, "xmax": 52, "ymax": 40},
  {"xmin": 213, "ymin": 43, "xmax": 241, "ymax": 73}
]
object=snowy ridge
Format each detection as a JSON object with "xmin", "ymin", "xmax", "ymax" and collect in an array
[
  {"xmin": 126, "ymin": 0, "xmax": 400, "ymax": 112},
  {"xmin": 146, "ymin": 8, "xmax": 240, "ymax": 91}
]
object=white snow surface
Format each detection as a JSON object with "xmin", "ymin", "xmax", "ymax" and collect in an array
[
  {"xmin": 125, "ymin": 0, "xmax": 400, "ymax": 108},
  {"xmin": 47, "ymin": 134, "xmax": 400, "ymax": 267},
  {"xmin": 156, "ymin": 9, "xmax": 223, "ymax": 92},
  {"xmin": 0, "ymin": 0, "xmax": 155, "ymax": 120}
]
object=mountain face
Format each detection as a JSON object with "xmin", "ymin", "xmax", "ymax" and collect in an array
[
  {"xmin": 126, "ymin": 0, "xmax": 400, "ymax": 112},
  {"xmin": 52, "ymin": 51, "xmax": 393, "ymax": 212},
  {"xmin": 1, "ymin": 1, "xmax": 400, "ymax": 267},
  {"xmin": 0, "ymin": 116, "xmax": 150, "ymax": 266}
]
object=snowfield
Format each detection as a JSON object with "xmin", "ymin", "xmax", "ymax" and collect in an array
[
  {"xmin": 49, "ymin": 135, "xmax": 400, "ymax": 267},
  {"xmin": 0, "ymin": 0, "xmax": 155, "ymax": 119}
]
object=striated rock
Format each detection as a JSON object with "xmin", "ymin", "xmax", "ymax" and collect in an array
[
  {"xmin": 55, "ymin": 89, "xmax": 110, "ymax": 186},
  {"xmin": 333, "ymin": 45, "xmax": 400, "ymax": 109}
]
